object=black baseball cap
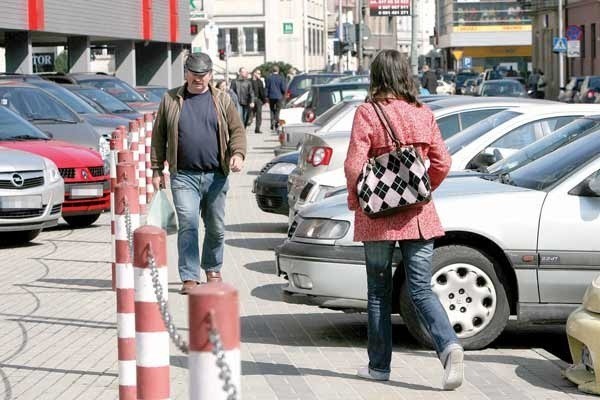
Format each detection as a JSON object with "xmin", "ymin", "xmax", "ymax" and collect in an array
[{"xmin": 185, "ymin": 52, "xmax": 213, "ymax": 74}]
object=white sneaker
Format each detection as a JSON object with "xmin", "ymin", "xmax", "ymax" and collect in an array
[
  {"xmin": 356, "ymin": 366, "xmax": 390, "ymax": 381},
  {"xmin": 441, "ymin": 344, "xmax": 464, "ymax": 390}
]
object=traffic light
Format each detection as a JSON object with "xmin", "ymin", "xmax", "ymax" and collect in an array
[
  {"xmin": 190, "ymin": 24, "xmax": 198, "ymax": 35},
  {"xmin": 218, "ymin": 49, "xmax": 226, "ymax": 61}
]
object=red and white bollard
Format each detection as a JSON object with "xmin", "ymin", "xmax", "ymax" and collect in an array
[
  {"xmin": 114, "ymin": 179, "xmax": 140, "ymax": 400},
  {"xmin": 136, "ymin": 117, "xmax": 147, "ymax": 214},
  {"xmin": 144, "ymin": 113, "xmax": 154, "ymax": 204},
  {"xmin": 188, "ymin": 283, "xmax": 241, "ymax": 400},
  {"xmin": 110, "ymin": 129, "xmax": 126, "ymax": 291},
  {"xmin": 133, "ymin": 225, "xmax": 170, "ymax": 400}
]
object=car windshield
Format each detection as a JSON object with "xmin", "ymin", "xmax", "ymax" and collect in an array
[
  {"xmin": 0, "ymin": 86, "xmax": 79, "ymax": 123},
  {"xmin": 35, "ymin": 83, "xmax": 99, "ymax": 114},
  {"xmin": 488, "ymin": 118, "xmax": 600, "ymax": 175},
  {"xmin": 0, "ymin": 107, "xmax": 50, "ymax": 140},
  {"xmin": 80, "ymin": 78, "xmax": 146, "ymax": 102},
  {"xmin": 480, "ymin": 81, "xmax": 525, "ymax": 97},
  {"xmin": 446, "ymin": 110, "xmax": 521, "ymax": 154},
  {"xmin": 74, "ymin": 87, "xmax": 135, "ymax": 113},
  {"xmin": 507, "ymin": 129, "xmax": 600, "ymax": 190},
  {"xmin": 139, "ymin": 89, "xmax": 162, "ymax": 102},
  {"xmin": 456, "ymin": 73, "xmax": 478, "ymax": 86}
]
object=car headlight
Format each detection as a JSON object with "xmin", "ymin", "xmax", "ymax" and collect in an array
[
  {"xmin": 267, "ymin": 162, "xmax": 297, "ymax": 175},
  {"xmin": 44, "ymin": 158, "xmax": 62, "ymax": 183},
  {"xmin": 294, "ymin": 218, "xmax": 350, "ymax": 240},
  {"xmin": 98, "ymin": 135, "xmax": 111, "ymax": 159}
]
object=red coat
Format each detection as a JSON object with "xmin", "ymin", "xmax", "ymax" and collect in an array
[{"xmin": 344, "ymin": 99, "xmax": 451, "ymax": 242}]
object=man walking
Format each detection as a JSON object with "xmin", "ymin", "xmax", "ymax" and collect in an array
[
  {"xmin": 231, "ymin": 67, "xmax": 255, "ymax": 128},
  {"xmin": 150, "ymin": 52, "xmax": 247, "ymax": 294},
  {"xmin": 250, "ymin": 69, "xmax": 267, "ymax": 134},
  {"xmin": 421, "ymin": 65, "xmax": 438, "ymax": 94},
  {"xmin": 265, "ymin": 65, "xmax": 286, "ymax": 131}
]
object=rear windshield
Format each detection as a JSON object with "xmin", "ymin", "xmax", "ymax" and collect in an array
[
  {"xmin": 315, "ymin": 86, "xmax": 368, "ymax": 115},
  {"xmin": 314, "ymin": 101, "xmax": 348, "ymax": 126},
  {"xmin": 80, "ymin": 78, "xmax": 146, "ymax": 102},
  {"xmin": 74, "ymin": 87, "xmax": 135, "ymax": 113},
  {"xmin": 446, "ymin": 110, "xmax": 521, "ymax": 154}
]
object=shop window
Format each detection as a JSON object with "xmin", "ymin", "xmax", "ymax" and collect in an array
[
  {"xmin": 242, "ymin": 27, "xmax": 265, "ymax": 54},
  {"xmin": 218, "ymin": 28, "xmax": 239, "ymax": 54}
]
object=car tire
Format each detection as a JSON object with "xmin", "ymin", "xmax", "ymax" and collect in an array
[
  {"xmin": 63, "ymin": 213, "xmax": 101, "ymax": 228},
  {"xmin": 399, "ymin": 245, "xmax": 510, "ymax": 350}
]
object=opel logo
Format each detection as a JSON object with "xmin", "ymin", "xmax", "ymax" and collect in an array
[
  {"xmin": 11, "ymin": 173, "xmax": 24, "ymax": 188},
  {"xmin": 81, "ymin": 170, "xmax": 88, "ymax": 180}
]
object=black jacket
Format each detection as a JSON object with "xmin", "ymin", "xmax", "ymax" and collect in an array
[
  {"xmin": 421, "ymin": 71, "xmax": 438, "ymax": 94},
  {"xmin": 251, "ymin": 78, "xmax": 267, "ymax": 104},
  {"xmin": 231, "ymin": 78, "xmax": 255, "ymax": 106}
]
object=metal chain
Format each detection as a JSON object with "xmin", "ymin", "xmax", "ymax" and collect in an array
[
  {"xmin": 147, "ymin": 252, "xmax": 189, "ymax": 354},
  {"xmin": 123, "ymin": 202, "xmax": 134, "ymax": 261},
  {"xmin": 208, "ymin": 313, "xmax": 239, "ymax": 400}
]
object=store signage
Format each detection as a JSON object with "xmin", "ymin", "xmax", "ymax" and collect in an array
[
  {"xmin": 283, "ymin": 22, "xmax": 293, "ymax": 35},
  {"xmin": 454, "ymin": 25, "xmax": 531, "ymax": 33},
  {"xmin": 32, "ymin": 53, "xmax": 54, "ymax": 66},
  {"xmin": 369, "ymin": 0, "xmax": 410, "ymax": 17}
]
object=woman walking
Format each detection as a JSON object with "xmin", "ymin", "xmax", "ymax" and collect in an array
[{"xmin": 344, "ymin": 49, "xmax": 464, "ymax": 390}]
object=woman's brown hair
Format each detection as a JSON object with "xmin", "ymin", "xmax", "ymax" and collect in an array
[{"xmin": 368, "ymin": 49, "xmax": 421, "ymax": 107}]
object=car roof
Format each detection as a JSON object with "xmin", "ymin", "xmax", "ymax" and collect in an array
[
  {"xmin": 311, "ymin": 81, "xmax": 370, "ymax": 90},
  {"xmin": 0, "ymin": 79, "xmax": 39, "ymax": 88},
  {"xmin": 430, "ymin": 96, "xmax": 555, "ymax": 109}
]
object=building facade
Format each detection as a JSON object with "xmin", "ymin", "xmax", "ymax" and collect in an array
[
  {"xmin": 435, "ymin": 0, "xmax": 532, "ymax": 74},
  {"xmin": 397, "ymin": 0, "xmax": 435, "ymax": 60},
  {"xmin": 0, "ymin": 0, "xmax": 191, "ymax": 87}
]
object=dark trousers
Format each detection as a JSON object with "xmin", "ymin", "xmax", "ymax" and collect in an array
[
  {"xmin": 241, "ymin": 105, "xmax": 252, "ymax": 128},
  {"xmin": 251, "ymin": 99, "xmax": 263, "ymax": 133},
  {"xmin": 269, "ymin": 99, "xmax": 282, "ymax": 130}
]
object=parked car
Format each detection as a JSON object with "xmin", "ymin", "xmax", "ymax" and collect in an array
[
  {"xmin": 330, "ymin": 75, "xmax": 370, "ymax": 84},
  {"xmin": 42, "ymin": 73, "xmax": 158, "ymax": 112},
  {"xmin": 558, "ymin": 77, "xmax": 584, "ymax": 103},
  {"xmin": 277, "ymin": 128, "xmax": 600, "ymax": 349},
  {"xmin": 0, "ymin": 80, "xmax": 108, "ymax": 161},
  {"xmin": 66, "ymin": 85, "xmax": 143, "ymax": 121},
  {"xmin": 478, "ymin": 79, "xmax": 527, "ymax": 97},
  {"xmin": 0, "ymin": 147, "xmax": 64, "ymax": 243},
  {"xmin": 0, "ymin": 106, "xmax": 109, "ymax": 227},
  {"xmin": 574, "ymin": 75, "xmax": 600, "ymax": 103},
  {"xmin": 462, "ymin": 78, "xmax": 481, "ymax": 96},
  {"xmin": 447, "ymin": 104, "xmax": 600, "ymax": 171},
  {"xmin": 454, "ymin": 71, "xmax": 479, "ymax": 94},
  {"xmin": 253, "ymin": 151, "xmax": 299, "ymax": 215},
  {"xmin": 436, "ymin": 80, "xmax": 455, "ymax": 95},
  {"xmin": 136, "ymin": 85, "xmax": 168, "ymax": 102},
  {"xmin": 301, "ymin": 82, "xmax": 368, "ymax": 122},
  {"xmin": 278, "ymin": 91, "xmax": 310, "ymax": 128},
  {"xmin": 285, "ymin": 73, "xmax": 343, "ymax": 102}
]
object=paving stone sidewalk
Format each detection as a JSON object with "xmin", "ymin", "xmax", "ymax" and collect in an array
[{"xmin": 0, "ymin": 123, "xmax": 595, "ymax": 399}]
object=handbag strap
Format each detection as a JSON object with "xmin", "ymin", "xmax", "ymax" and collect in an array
[{"xmin": 370, "ymin": 101, "xmax": 404, "ymax": 148}]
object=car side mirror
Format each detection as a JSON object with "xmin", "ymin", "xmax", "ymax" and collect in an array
[
  {"xmin": 44, "ymin": 131, "xmax": 54, "ymax": 139},
  {"xmin": 467, "ymin": 151, "xmax": 497, "ymax": 170},
  {"xmin": 569, "ymin": 176, "xmax": 600, "ymax": 197}
]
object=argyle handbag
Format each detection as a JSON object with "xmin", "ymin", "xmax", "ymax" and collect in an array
[{"xmin": 356, "ymin": 101, "xmax": 432, "ymax": 218}]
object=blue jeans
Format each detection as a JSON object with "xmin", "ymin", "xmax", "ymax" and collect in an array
[
  {"xmin": 363, "ymin": 240, "xmax": 458, "ymax": 374},
  {"xmin": 170, "ymin": 170, "xmax": 229, "ymax": 282}
]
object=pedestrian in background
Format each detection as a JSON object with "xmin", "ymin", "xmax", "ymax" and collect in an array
[
  {"xmin": 250, "ymin": 69, "xmax": 267, "ymax": 134},
  {"xmin": 266, "ymin": 65, "xmax": 287, "ymax": 131},
  {"xmin": 421, "ymin": 64, "xmax": 438, "ymax": 94},
  {"xmin": 231, "ymin": 67, "xmax": 255, "ymax": 128},
  {"xmin": 151, "ymin": 52, "xmax": 247, "ymax": 294},
  {"xmin": 344, "ymin": 49, "xmax": 464, "ymax": 390},
  {"xmin": 216, "ymin": 80, "xmax": 242, "ymax": 117}
]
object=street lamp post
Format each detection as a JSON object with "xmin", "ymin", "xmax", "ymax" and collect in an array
[{"xmin": 558, "ymin": 0, "xmax": 565, "ymax": 90}]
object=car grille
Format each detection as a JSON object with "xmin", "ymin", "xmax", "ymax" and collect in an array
[
  {"xmin": 299, "ymin": 182, "xmax": 314, "ymax": 201},
  {"xmin": 257, "ymin": 195, "xmax": 283, "ymax": 210},
  {"xmin": 0, "ymin": 208, "xmax": 44, "ymax": 218},
  {"xmin": 59, "ymin": 168, "xmax": 75, "ymax": 179},
  {"xmin": 88, "ymin": 166, "xmax": 105, "ymax": 177},
  {"xmin": 50, "ymin": 204, "xmax": 62, "ymax": 214},
  {"xmin": 0, "ymin": 175, "xmax": 44, "ymax": 190},
  {"xmin": 288, "ymin": 219, "xmax": 298, "ymax": 239},
  {"xmin": 260, "ymin": 162, "xmax": 274, "ymax": 175}
]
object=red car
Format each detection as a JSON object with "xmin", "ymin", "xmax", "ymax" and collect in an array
[{"xmin": 0, "ymin": 106, "xmax": 109, "ymax": 227}]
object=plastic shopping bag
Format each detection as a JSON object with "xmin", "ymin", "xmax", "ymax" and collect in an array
[{"xmin": 147, "ymin": 189, "xmax": 179, "ymax": 235}]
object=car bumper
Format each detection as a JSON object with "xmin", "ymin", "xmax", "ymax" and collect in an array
[
  {"xmin": 253, "ymin": 173, "xmax": 289, "ymax": 215},
  {"xmin": 274, "ymin": 146, "xmax": 296, "ymax": 156},
  {"xmin": 0, "ymin": 179, "xmax": 64, "ymax": 232},
  {"xmin": 63, "ymin": 180, "xmax": 110, "ymax": 216}
]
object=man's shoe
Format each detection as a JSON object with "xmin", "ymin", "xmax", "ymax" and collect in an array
[
  {"xmin": 180, "ymin": 280, "xmax": 199, "ymax": 295},
  {"xmin": 206, "ymin": 271, "xmax": 222, "ymax": 283},
  {"xmin": 255, "ymin": 130, "xmax": 263, "ymax": 134},
  {"xmin": 441, "ymin": 343, "xmax": 464, "ymax": 390},
  {"xmin": 356, "ymin": 366, "xmax": 389, "ymax": 381}
]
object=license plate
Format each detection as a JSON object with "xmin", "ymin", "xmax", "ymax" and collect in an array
[
  {"xmin": 70, "ymin": 185, "xmax": 103, "ymax": 198},
  {"xmin": 0, "ymin": 195, "xmax": 42, "ymax": 209}
]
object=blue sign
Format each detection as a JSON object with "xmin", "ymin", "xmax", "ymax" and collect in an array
[
  {"xmin": 566, "ymin": 25, "xmax": 583, "ymax": 41},
  {"xmin": 553, "ymin": 37, "xmax": 568, "ymax": 53},
  {"xmin": 463, "ymin": 57, "xmax": 472, "ymax": 69}
]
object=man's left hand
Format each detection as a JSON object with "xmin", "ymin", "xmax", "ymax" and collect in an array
[{"xmin": 230, "ymin": 154, "xmax": 244, "ymax": 172}]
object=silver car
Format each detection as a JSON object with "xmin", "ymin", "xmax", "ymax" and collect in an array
[
  {"xmin": 276, "ymin": 129, "xmax": 600, "ymax": 350},
  {"xmin": 0, "ymin": 147, "xmax": 64, "ymax": 243}
]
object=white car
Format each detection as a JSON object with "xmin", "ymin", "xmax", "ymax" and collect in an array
[
  {"xmin": 278, "ymin": 91, "xmax": 309, "ymax": 127},
  {"xmin": 436, "ymin": 80, "xmax": 455, "ymax": 95},
  {"xmin": 277, "ymin": 129, "xmax": 600, "ymax": 350},
  {"xmin": 0, "ymin": 147, "xmax": 64, "ymax": 243}
]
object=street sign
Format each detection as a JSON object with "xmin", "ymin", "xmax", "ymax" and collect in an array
[
  {"xmin": 567, "ymin": 40, "xmax": 581, "ymax": 58},
  {"xmin": 463, "ymin": 57, "xmax": 472, "ymax": 69},
  {"xmin": 553, "ymin": 37, "xmax": 568, "ymax": 53},
  {"xmin": 452, "ymin": 50, "xmax": 463, "ymax": 60},
  {"xmin": 369, "ymin": 0, "xmax": 410, "ymax": 16},
  {"xmin": 566, "ymin": 25, "xmax": 583, "ymax": 41},
  {"xmin": 283, "ymin": 22, "xmax": 293, "ymax": 35}
]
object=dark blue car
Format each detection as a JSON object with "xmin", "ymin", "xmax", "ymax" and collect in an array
[{"xmin": 253, "ymin": 151, "xmax": 299, "ymax": 215}]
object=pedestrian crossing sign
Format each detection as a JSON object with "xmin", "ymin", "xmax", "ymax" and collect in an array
[{"xmin": 553, "ymin": 37, "xmax": 568, "ymax": 53}]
